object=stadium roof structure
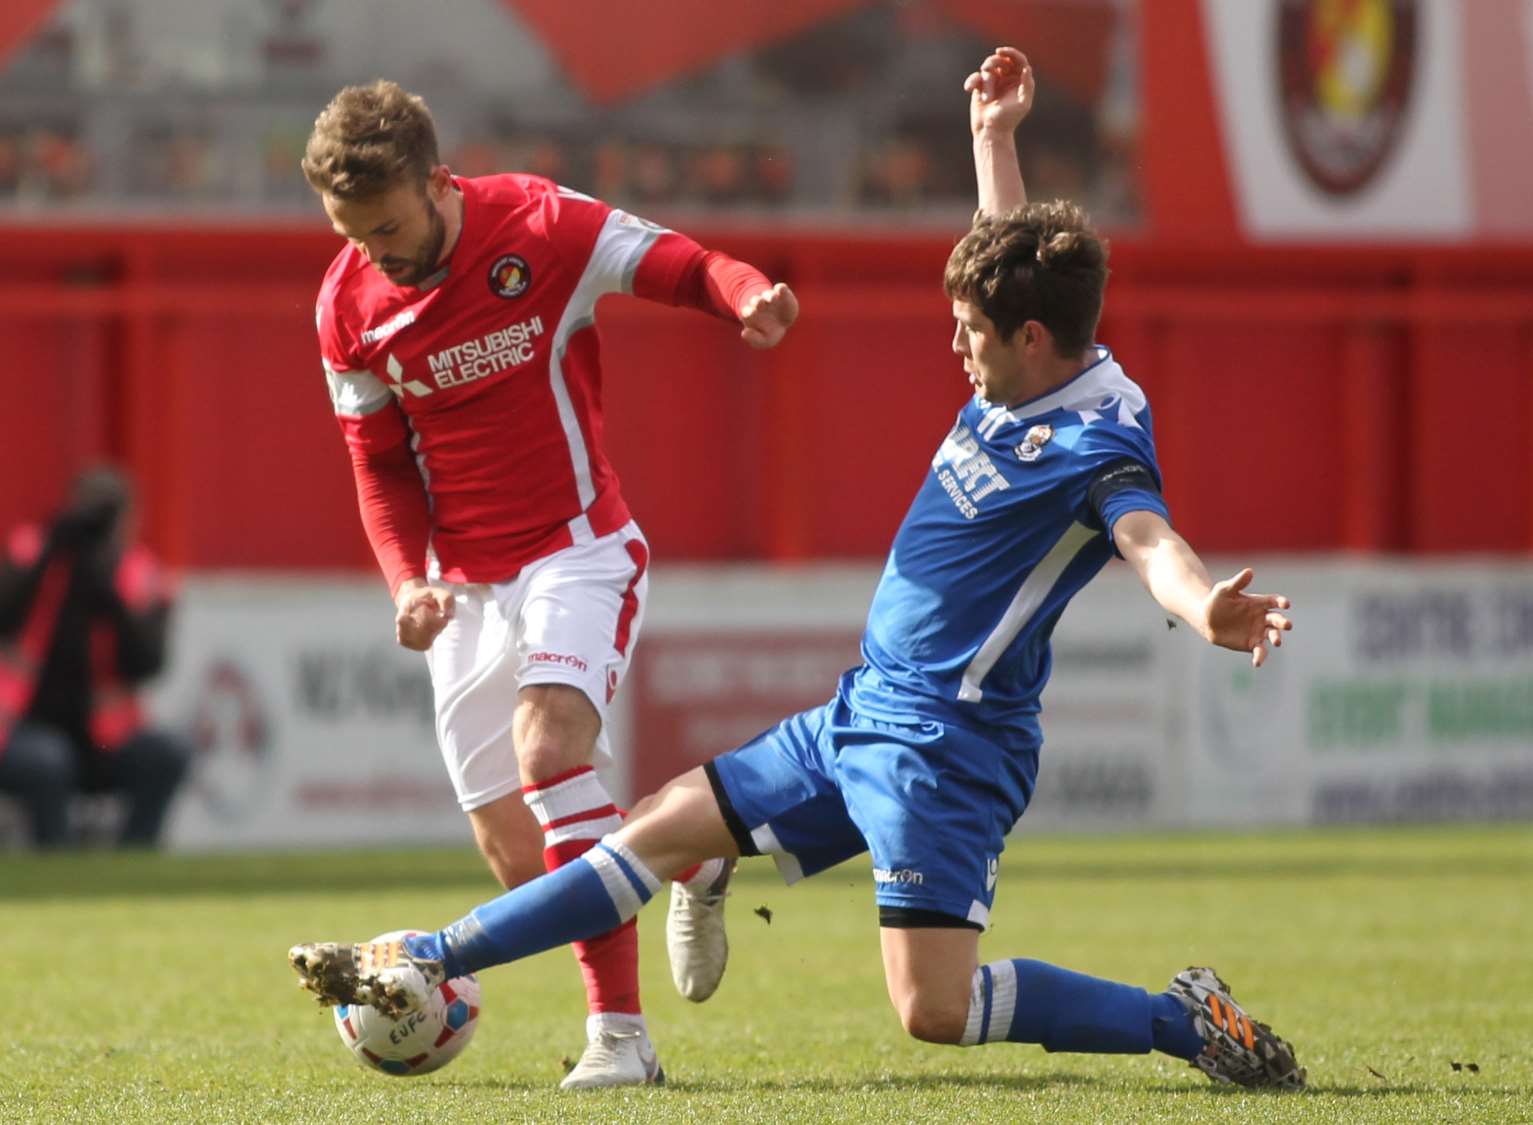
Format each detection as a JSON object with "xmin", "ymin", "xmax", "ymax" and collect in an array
[
  {"xmin": 502, "ymin": 0, "xmax": 1113, "ymax": 106},
  {"xmin": 0, "ymin": 0, "xmax": 1113, "ymax": 109},
  {"xmin": 0, "ymin": 0, "xmax": 55, "ymax": 71}
]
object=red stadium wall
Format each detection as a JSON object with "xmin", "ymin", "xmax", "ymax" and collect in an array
[{"xmin": 5, "ymin": 223, "xmax": 1532, "ymax": 570}]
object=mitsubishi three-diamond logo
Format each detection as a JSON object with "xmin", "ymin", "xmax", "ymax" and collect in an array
[{"xmin": 386, "ymin": 353, "xmax": 433, "ymax": 397}]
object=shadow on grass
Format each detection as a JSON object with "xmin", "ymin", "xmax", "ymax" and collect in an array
[
  {"xmin": 435, "ymin": 1071, "xmax": 1106, "ymax": 1095},
  {"xmin": 671, "ymin": 1072, "xmax": 1105, "ymax": 1096},
  {"xmin": 325, "ymin": 1073, "xmax": 1533, "ymax": 1099}
]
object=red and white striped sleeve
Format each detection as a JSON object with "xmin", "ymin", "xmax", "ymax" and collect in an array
[{"xmin": 549, "ymin": 188, "xmax": 771, "ymax": 321}]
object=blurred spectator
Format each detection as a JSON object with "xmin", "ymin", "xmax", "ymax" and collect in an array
[
  {"xmin": 125, "ymin": 124, "xmax": 217, "ymax": 198},
  {"xmin": 0, "ymin": 468, "xmax": 191, "ymax": 849},
  {"xmin": 629, "ymin": 142, "xmax": 680, "ymax": 206},
  {"xmin": 751, "ymin": 143, "xmax": 794, "ymax": 206},
  {"xmin": 503, "ymin": 135, "xmax": 568, "ymax": 182},
  {"xmin": 0, "ymin": 124, "xmax": 92, "ymax": 202},
  {"xmin": 163, "ymin": 134, "xmax": 214, "ymax": 195},
  {"xmin": 860, "ymin": 137, "xmax": 933, "ymax": 208},
  {"xmin": 591, "ymin": 137, "xmax": 631, "ymax": 201},
  {"xmin": 1027, "ymin": 145, "xmax": 1090, "ymax": 207},
  {"xmin": 261, "ymin": 125, "xmax": 311, "ymax": 200},
  {"xmin": 0, "ymin": 132, "xmax": 20, "ymax": 193},
  {"xmin": 29, "ymin": 127, "xmax": 92, "ymax": 199},
  {"xmin": 451, "ymin": 138, "xmax": 507, "ymax": 180},
  {"xmin": 689, "ymin": 143, "xmax": 749, "ymax": 207}
]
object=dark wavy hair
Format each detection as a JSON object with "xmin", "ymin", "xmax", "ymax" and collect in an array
[{"xmin": 943, "ymin": 201, "xmax": 1109, "ymax": 355}]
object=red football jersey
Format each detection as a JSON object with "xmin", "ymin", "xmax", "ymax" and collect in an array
[{"xmin": 317, "ymin": 174, "xmax": 734, "ymax": 590}]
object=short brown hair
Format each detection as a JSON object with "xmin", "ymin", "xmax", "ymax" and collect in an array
[
  {"xmin": 943, "ymin": 201, "xmax": 1109, "ymax": 355},
  {"xmin": 302, "ymin": 80, "xmax": 440, "ymax": 200}
]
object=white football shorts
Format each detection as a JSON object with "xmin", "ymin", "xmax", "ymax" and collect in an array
[{"xmin": 424, "ymin": 521, "xmax": 649, "ymax": 811}]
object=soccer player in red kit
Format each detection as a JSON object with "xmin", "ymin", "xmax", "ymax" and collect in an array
[{"xmin": 301, "ymin": 81, "xmax": 798, "ymax": 1089}]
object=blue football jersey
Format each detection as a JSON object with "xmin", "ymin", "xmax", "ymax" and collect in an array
[{"xmin": 848, "ymin": 347, "xmax": 1169, "ymax": 741}]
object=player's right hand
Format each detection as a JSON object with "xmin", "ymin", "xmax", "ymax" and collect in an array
[
  {"xmin": 965, "ymin": 47, "xmax": 1035, "ymax": 137},
  {"xmin": 394, "ymin": 579, "xmax": 456, "ymax": 651}
]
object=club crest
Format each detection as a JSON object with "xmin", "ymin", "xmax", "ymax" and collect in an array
[
  {"xmin": 488, "ymin": 253, "xmax": 532, "ymax": 299},
  {"xmin": 1276, "ymin": 0, "xmax": 1418, "ymax": 196},
  {"xmin": 1015, "ymin": 424, "xmax": 1053, "ymax": 462}
]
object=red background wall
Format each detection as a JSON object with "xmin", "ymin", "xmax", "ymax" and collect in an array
[{"xmin": 5, "ymin": 222, "xmax": 1531, "ymax": 570}]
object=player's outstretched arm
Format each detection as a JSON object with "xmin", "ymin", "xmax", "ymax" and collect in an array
[
  {"xmin": 965, "ymin": 46, "xmax": 1036, "ymax": 217},
  {"xmin": 633, "ymin": 238, "xmax": 798, "ymax": 349},
  {"xmin": 1112, "ymin": 510, "xmax": 1293, "ymax": 668}
]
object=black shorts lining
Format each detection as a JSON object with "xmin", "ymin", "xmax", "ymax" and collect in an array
[
  {"xmin": 879, "ymin": 905, "xmax": 983, "ymax": 932},
  {"xmin": 704, "ymin": 759, "xmax": 761, "ymax": 857}
]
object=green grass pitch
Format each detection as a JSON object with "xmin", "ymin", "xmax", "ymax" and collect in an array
[{"xmin": 6, "ymin": 824, "xmax": 1530, "ymax": 1123}]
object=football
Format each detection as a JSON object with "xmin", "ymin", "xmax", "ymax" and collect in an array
[{"xmin": 331, "ymin": 930, "xmax": 481, "ymax": 1077}]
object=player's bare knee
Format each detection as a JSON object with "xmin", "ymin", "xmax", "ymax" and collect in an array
[
  {"xmin": 625, "ymin": 789, "xmax": 663, "ymax": 821},
  {"xmin": 515, "ymin": 739, "xmax": 581, "ymax": 783},
  {"xmin": 514, "ymin": 717, "xmax": 594, "ymax": 779},
  {"xmin": 896, "ymin": 994, "xmax": 967, "ymax": 1045},
  {"xmin": 514, "ymin": 691, "xmax": 599, "ymax": 780},
  {"xmin": 615, "ymin": 792, "xmax": 687, "ymax": 858},
  {"xmin": 626, "ymin": 771, "xmax": 697, "ymax": 824},
  {"xmin": 617, "ymin": 770, "xmax": 728, "ymax": 875}
]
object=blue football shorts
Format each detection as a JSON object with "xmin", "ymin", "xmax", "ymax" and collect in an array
[{"xmin": 706, "ymin": 689, "xmax": 1039, "ymax": 930}]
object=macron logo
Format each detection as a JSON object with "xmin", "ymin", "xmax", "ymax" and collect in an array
[
  {"xmin": 361, "ymin": 309, "xmax": 416, "ymax": 346},
  {"xmin": 528, "ymin": 651, "xmax": 589, "ymax": 673}
]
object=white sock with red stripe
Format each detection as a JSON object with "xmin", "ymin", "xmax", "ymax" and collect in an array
[{"xmin": 523, "ymin": 765, "xmax": 643, "ymax": 1019}]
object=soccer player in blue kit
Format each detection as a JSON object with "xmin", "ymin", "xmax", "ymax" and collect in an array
[{"xmin": 291, "ymin": 46, "xmax": 1305, "ymax": 1090}]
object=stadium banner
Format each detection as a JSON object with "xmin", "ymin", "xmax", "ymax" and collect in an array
[
  {"xmin": 1185, "ymin": 561, "xmax": 1533, "ymax": 827},
  {"xmin": 147, "ymin": 562, "xmax": 1533, "ymax": 849},
  {"xmin": 152, "ymin": 579, "xmax": 471, "ymax": 850},
  {"xmin": 1196, "ymin": 0, "xmax": 1533, "ymax": 239}
]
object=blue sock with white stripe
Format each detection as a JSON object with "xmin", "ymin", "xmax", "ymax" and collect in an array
[
  {"xmin": 402, "ymin": 837, "xmax": 661, "ymax": 979},
  {"xmin": 960, "ymin": 959, "xmax": 1198, "ymax": 1057}
]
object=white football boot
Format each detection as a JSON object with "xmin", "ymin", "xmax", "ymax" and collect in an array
[
  {"xmin": 560, "ymin": 1017, "xmax": 665, "ymax": 1090},
  {"xmin": 665, "ymin": 857, "xmax": 736, "ymax": 1002}
]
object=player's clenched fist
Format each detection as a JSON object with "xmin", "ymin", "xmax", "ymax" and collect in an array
[
  {"xmin": 738, "ymin": 282, "xmax": 799, "ymax": 349},
  {"xmin": 394, "ymin": 579, "xmax": 456, "ymax": 651}
]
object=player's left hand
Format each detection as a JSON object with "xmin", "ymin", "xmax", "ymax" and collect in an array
[
  {"xmin": 1200, "ymin": 568, "xmax": 1292, "ymax": 668},
  {"xmin": 965, "ymin": 47, "xmax": 1035, "ymax": 137},
  {"xmin": 738, "ymin": 282, "xmax": 799, "ymax": 349}
]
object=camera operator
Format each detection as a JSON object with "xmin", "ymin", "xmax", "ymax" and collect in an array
[{"xmin": 0, "ymin": 467, "xmax": 191, "ymax": 848}]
